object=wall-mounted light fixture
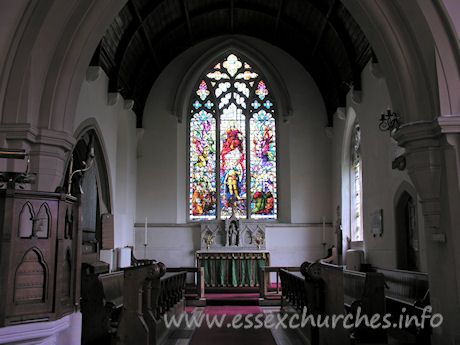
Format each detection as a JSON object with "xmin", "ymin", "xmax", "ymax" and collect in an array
[
  {"xmin": 379, "ymin": 108, "xmax": 401, "ymax": 132},
  {"xmin": 67, "ymin": 146, "xmax": 95, "ymax": 196}
]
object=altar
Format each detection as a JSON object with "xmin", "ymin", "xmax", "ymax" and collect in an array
[
  {"xmin": 197, "ymin": 215, "xmax": 269, "ymax": 287},
  {"xmin": 196, "ymin": 250, "xmax": 270, "ymax": 287}
]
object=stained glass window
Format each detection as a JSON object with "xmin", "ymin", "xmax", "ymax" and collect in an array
[
  {"xmin": 350, "ymin": 122, "xmax": 363, "ymax": 241},
  {"xmin": 189, "ymin": 111, "xmax": 216, "ymax": 220},
  {"xmin": 189, "ymin": 53, "xmax": 278, "ymax": 220}
]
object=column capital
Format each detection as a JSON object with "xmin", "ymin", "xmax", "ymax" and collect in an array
[{"xmin": 0, "ymin": 124, "xmax": 75, "ymax": 192}]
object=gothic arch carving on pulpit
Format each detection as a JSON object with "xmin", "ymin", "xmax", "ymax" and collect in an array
[
  {"xmin": 18, "ymin": 202, "xmax": 51, "ymax": 239},
  {"xmin": 18, "ymin": 202, "xmax": 34, "ymax": 238},
  {"xmin": 14, "ymin": 248, "xmax": 48, "ymax": 304}
]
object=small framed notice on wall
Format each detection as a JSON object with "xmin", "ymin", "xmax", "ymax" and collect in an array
[{"xmin": 371, "ymin": 209, "xmax": 383, "ymax": 237}]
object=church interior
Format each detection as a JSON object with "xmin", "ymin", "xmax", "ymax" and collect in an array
[{"xmin": 0, "ymin": 0, "xmax": 460, "ymax": 344}]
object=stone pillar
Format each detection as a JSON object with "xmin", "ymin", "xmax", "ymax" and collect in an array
[{"xmin": 394, "ymin": 118, "xmax": 460, "ymax": 344}]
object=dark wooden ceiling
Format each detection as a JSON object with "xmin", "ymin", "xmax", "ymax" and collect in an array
[{"xmin": 91, "ymin": 0, "xmax": 373, "ymax": 127}]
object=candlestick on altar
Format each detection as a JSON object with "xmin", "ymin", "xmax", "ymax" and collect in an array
[
  {"xmin": 144, "ymin": 217, "xmax": 148, "ymax": 246},
  {"xmin": 144, "ymin": 217, "xmax": 148, "ymax": 259},
  {"xmin": 322, "ymin": 216, "xmax": 326, "ymax": 243},
  {"xmin": 322, "ymin": 217, "xmax": 327, "ymax": 257}
]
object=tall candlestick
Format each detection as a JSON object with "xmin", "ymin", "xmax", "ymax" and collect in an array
[
  {"xmin": 144, "ymin": 217, "xmax": 148, "ymax": 246},
  {"xmin": 322, "ymin": 216, "xmax": 326, "ymax": 243}
]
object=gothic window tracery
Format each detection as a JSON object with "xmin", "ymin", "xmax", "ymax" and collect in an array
[{"xmin": 189, "ymin": 53, "xmax": 277, "ymax": 220}]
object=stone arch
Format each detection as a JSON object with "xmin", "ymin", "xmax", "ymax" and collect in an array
[
  {"xmin": 65, "ymin": 125, "xmax": 112, "ymax": 250},
  {"xmin": 172, "ymin": 37, "xmax": 293, "ymax": 124},
  {"xmin": 342, "ymin": 1, "xmax": 442, "ymax": 122},
  {"xmin": 71, "ymin": 119, "xmax": 113, "ymax": 214},
  {"xmin": 0, "ymin": 1, "xmax": 126, "ymax": 191}
]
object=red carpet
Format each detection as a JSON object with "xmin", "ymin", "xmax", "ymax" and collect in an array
[
  {"xmin": 189, "ymin": 306, "xmax": 277, "ymax": 345},
  {"xmin": 205, "ymin": 293, "xmax": 260, "ymax": 300}
]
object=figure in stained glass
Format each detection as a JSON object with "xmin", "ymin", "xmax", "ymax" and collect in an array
[{"xmin": 189, "ymin": 52, "xmax": 277, "ymax": 220}]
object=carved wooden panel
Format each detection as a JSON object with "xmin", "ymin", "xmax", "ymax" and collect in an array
[
  {"xmin": 65, "ymin": 209, "xmax": 73, "ymax": 239},
  {"xmin": 61, "ymin": 249, "xmax": 72, "ymax": 299},
  {"xmin": 34, "ymin": 203, "xmax": 50, "ymax": 238},
  {"xmin": 14, "ymin": 248, "xmax": 46, "ymax": 304},
  {"xmin": 18, "ymin": 202, "xmax": 33, "ymax": 238},
  {"xmin": 18, "ymin": 201, "xmax": 50, "ymax": 239},
  {"xmin": 0, "ymin": 189, "xmax": 81, "ymax": 326}
]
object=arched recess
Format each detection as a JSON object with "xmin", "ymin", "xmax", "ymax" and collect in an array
[
  {"xmin": 341, "ymin": 106, "xmax": 360, "ymax": 249},
  {"xmin": 172, "ymin": 37, "xmax": 293, "ymax": 125},
  {"xmin": 64, "ymin": 121, "xmax": 112, "ymax": 259},
  {"xmin": 394, "ymin": 181, "xmax": 420, "ymax": 271}
]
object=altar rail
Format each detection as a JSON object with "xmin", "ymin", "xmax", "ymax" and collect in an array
[
  {"xmin": 279, "ymin": 267, "xmax": 320, "ymax": 344},
  {"xmin": 167, "ymin": 267, "xmax": 205, "ymax": 299},
  {"xmin": 155, "ymin": 272, "xmax": 187, "ymax": 319},
  {"xmin": 259, "ymin": 266, "xmax": 300, "ymax": 298}
]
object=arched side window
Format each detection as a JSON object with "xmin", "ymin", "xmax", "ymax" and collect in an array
[
  {"xmin": 189, "ymin": 53, "xmax": 277, "ymax": 220},
  {"xmin": 350, "ymin": 122, "xmax": 363, "ymax": 241}
]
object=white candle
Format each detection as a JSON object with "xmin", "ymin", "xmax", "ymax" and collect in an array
[
  {"xmin": 322, "ymin": 216, "xmax": 326, "ymax": 243},
  {"xmin": 144, "ymin": 217, "xmax": 148, "ymax": 246}
]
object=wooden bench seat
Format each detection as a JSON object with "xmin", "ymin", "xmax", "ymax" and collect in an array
[
  {"xmin": 99, "ymin": 271, "xmax": 124, "ymax": 309},
  {"xmin": 375, "ymin": 267, "xmax": 429, "ymax": 309},
  {"xmin": 374, "ymin": 267, "xmax": 431, "ymax": 344},
  {"xmin": 343, "ymin": 269, "xmax": 366, "ymax": 308}
]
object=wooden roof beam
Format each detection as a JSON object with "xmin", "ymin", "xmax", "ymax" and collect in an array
[
  {"xmin": 129, "ymin": 0, "xmax": 160, "ymax": 67},
  {"xmin": 311, "ymin": 0, "xmax": 336, "ymax": 57},
  {"xmin": 273, "ymin": 0, "xmax": 284, "ymax": 40},
  {"xmin": 182, "ymin": 0, "xmax": 193, "ymax": 42}
]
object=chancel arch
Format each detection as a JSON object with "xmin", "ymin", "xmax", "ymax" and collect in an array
[{"xmin": 1, "ymin": 1, "xmax": 460, "ymax": 344}]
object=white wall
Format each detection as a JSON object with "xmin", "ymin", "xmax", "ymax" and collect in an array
[
  {"xmin": 331, "ymin": 62, "xmax": 427, "ymax": 271},
  {"xmin": 74, "ymin": 67, "xmax": 137, "ymax": 249},
  {"xmin": 136, "ymin": 35, "xmax": 333, "ymax": 267}
]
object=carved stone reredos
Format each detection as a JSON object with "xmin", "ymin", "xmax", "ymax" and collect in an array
[{"xmin": 200, "ymin": 219, "xmax": 266, "ymax": 251}]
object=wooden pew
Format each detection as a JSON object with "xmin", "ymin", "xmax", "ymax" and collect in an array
[
  {"xmin": 343, "ymin": 269, "xmax": 386, "ymax": 343},
  {"xmin": 312, "ymin": 263, "xmax": 351, "ymax": 345},
  {"xmin": 116, "ymin": 262, "xmax": 164, "ymax": 345},
  {"xmin": 98, "ymin": 271, "xmax": 124, "ymax": 333},
  {"xmin": 81, "ymin": 265, "xmax": 125, "ymax": 344},
  {"xmin": 81, "ymin": 264, "xmax": 110, "ymax": 345},
  {"xmin": 280, "ymin": 262, "xmax": 321, "ymax": 345},
  {"xmin": 280, "ymin": 262, "xmax": 387, "ymax": 345},
  {"xmin": 374, "ymin": 267, "xmax": 431, "ymax": 344}
]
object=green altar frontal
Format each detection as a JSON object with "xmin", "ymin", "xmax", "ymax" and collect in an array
[{"xmin": 196, "ymin": 251, "xmax": 270, "ymax": 287}]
